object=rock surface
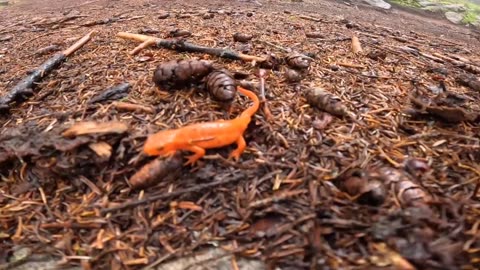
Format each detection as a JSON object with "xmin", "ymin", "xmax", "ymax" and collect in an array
[
  {"xmin": 445, "ymin": 11, "xmax": 464, "ymax": 24},
  {"xmin": 363, "ymin": 0, "xmax": 391, "ymax": 10}
]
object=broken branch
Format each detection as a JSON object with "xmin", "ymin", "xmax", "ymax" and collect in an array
[
  {"xmin": 257, "ymin": 69, "xmax": 273, "ymax": 122},
  {"xmin": 117, "ymin": 32, "xmax": 265, "ymax": 62},
  {"xmin": 0, "ymin": 31, "xmax": 94, "ymax": 112}
]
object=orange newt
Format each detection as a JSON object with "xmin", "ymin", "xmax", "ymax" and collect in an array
[{"xmin": 143, "ymin": 86, "xmax": 260, "ymax": 165}]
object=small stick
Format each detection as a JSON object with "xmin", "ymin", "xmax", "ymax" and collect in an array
[
  {"xmin": 257, "ymin": 69, "xmax": 273, "ymax": 122},
  {"xmin": 112, "ymin": 101, "xmax": 154, "ymax": 114},
  {"xmin": 117, "ymin": 32, "xmax": 265, "ymax": 62},
  {"xmin": 259, "ymin": 40, "xmax": 315, "ymax": 62},
  {"xmin": 0, "ymin": 31, "xmax": 94, "ymax": 111},
  {"xmin": 130, "ymin": 38, "xmax": 157, "ymax": 55},
  {"xmin": 63, "ymin": 31, "xmax": 95, "ymax": 56},
  {"xmin": 337, "ymin": 62, "xmax": 365, "ymax": 69},
  {"xmin": 101, "ymin": 175, "xmax": 244, "ymax": 214},
  {"xmin": 248, "ymin": 189, "xmax": 308, "ymax": 209}
]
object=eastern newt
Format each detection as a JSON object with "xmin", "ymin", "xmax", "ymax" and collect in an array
[{"xmin": 143, "ymin": 86, "xmax": 260, "ymax": 165}]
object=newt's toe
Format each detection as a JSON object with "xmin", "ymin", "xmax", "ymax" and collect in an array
[
  {"xmin": 228, "ymin": 151, "xmax": 241, "ymax": 161},
  {"xmin": 184, "ymin": 154, "xmax": 200, "ymax": 166}
]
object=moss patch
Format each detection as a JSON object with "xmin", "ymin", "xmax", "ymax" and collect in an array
[
  {"xmin": 388, "ymin": 0, "xmax": 480, "ymax": 24},
  {"xmin": 388, "ymin": 0, "xmax": 422, "ymax": 8}
]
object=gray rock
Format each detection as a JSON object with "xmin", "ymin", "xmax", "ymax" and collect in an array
[
  {"xmin": 445, "ymin": 11, "xmax": 464, "ymax": 24},
  {"xmin": 472, "ymin": 15, "xmax": 480, "ymax": 27},
  {"xmin": 418, "ymin": 0, "xmax": 436, "ymax": 7},
  {"xmin": 443, "ymin": 4, "xmax": 466, "ymax": 12},
  {"xmin": 421, "ymin": 2, "xmax": 466, "ymax": 12},
  {"xmin": 423, "ymin": 5, "xmax": 444, "ymax": 12},
  {"xmin": 363, "ymin": 0, "xmax": 391, "ymax": 10}
]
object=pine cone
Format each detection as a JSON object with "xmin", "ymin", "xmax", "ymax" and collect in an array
[
  {"xmin": 285, "ymin": 53, "xmax": 311, "ymax": 70},
  {"xmin": 205, "ymin": 69, "xmax": 237, "ymax": 103},
  {"xmin": 152, "ymin": 59, "xmax": 213, "ymax": 90}
]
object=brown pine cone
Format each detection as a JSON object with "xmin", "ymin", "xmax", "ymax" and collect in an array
[
  {"xmin": 205, "ymin": 69, "xmax": 237, "ymax": 103},
  {"xmin": 152, "ymin": 59, "xmax": 213, "ymax": 90}
]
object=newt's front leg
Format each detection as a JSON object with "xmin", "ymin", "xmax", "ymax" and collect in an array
[
  {"xmin": 184, "ymin": 145, "xmax": 206, "ymax": 166},
  {"xmin": 228, "ymin": 136, "xmax": 246, "ymax": 161}
]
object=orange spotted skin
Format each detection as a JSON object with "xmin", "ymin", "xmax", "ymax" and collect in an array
[{"xmin": 143, "ymin": 86, "xmax": 260, "ymax": 166}]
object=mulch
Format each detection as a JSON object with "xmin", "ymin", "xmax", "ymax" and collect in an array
[{"xmin": 1, "ymin": 0, "xmax": 479, "ymax": 269}]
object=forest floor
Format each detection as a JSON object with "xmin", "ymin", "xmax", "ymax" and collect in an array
[{"xmin": 1, "ymin": 0, "xmax": 480, "ymax": 269}]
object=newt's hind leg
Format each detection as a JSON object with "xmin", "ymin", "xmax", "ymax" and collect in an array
[
  {"xmin": 184, "ymin": 145, "xmax": 206, "ymax": 166},
  {"xmin": 228, "ymin": 136, "xmax": 246, "ymax": 161}
]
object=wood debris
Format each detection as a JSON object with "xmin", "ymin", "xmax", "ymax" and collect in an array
[
  {"xmin": 62, "ymin": 121, "xmax": 129, "ymax": 137},
  {"xmin": 0, "ymin": 31, "xmax": 94, "ymax": 112},
  {"xmin": 88, "ymin": 82, "xmax": 131, "ymax": 104},
  {"xmin": 1, "ymin": 2, "xmax": 480, "ymax": 270}
]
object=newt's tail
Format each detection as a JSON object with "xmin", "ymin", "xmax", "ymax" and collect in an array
[{"xmin": 238, "ymin": 86, "xmax": 260, "ymax": 119}]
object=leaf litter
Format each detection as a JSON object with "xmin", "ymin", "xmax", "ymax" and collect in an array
[{"xmin": 0, "ymin": 0, "xmax": 480, "ymax": 269}]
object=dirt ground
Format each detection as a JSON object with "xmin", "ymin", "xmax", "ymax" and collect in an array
[{"xmin": 1, "ymin": 0, "xmax": 480, "ymax": 269}]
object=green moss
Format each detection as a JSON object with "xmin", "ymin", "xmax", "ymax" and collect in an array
[
  {"xmin": 389, "ymin": 0, "xmax": 422, "ymax": 8},
  {"xmin": 392, "ymin": 0, "xmax": 480, "ymax": 24},
  {"xmin": 462, "ymin": 10, "xmax": 478, "ymax": 24}
]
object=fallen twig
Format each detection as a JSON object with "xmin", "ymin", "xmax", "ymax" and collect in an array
[
  {"xmin": 337, "ymin": 62, "xmax": 365, "ymax": 69},
  {"xmin": 81, "ymin": 16, "xmax": 144, "ymax": 27},
  {"xmin": 101, "ymin": 175, "xmax": 245, "ymax": 214},
  {"xmin": 117, "ymin": 32, "xmax": 265, "ymax": 62},
  {"xmin": 259, "ymin": 40, "xmax": 315, "ymax": 62},
  {"xmin": 88, "ymin": 82, "xmax": 131, "ymax": 104},
  {"xmin": 257, "ymin": 69, "xmax": 273, "ymax": 122},
  {"xmin": 112, "ymin": 101, "xmax": 155, "ymax": 114},
  {"xmin": 0, "ymin": 31, "xmax": 94, "ymax": 112}
]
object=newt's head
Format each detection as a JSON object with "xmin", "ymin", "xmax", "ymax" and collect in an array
[{"xmin": 143, "ymin": 130, "xmax": 178, "ymax": 156}]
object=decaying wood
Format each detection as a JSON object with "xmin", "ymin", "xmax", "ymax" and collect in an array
[
  {"xmin": 409, "ymin": 95, "xmax": 478, "ymax": 123},
  {"xmin": 34, "ymin": 44, "xmax": 61, "ymax": 56},
  {"xmin": 0, "ymin": 31, "xmax": 94, "ymax": 112},
  {"xmin": 112, "ymin": 101, "xmax": 154, "ymax": 114},
  {"xmin": 117, "ymin": 32, "xmax": 266, "ymax": 62},
  {"xmin": 62, "ymin": 121, "xmax": 129, "ymax": 137},
  {"xmin": 88, "ymin": 82, "xmax": 131, "ymax": 104},
  {"xmin": 305, "ymin": 32, "xmax": 325, "ymax": 38},
  {"xmin": 456, "ymin": 74, "xmax": 480, "ymax": 92},
  {"xmin": 3, "ymin": 4, "xmax": 480, "ymax": 270},
  {"xmin": 337, "ymin": 62, "xmax": 365, "ymax": 69}
]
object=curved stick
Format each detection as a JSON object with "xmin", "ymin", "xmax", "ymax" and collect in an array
[{"xmin": 117, "ymin": 31, "xmax": 266, "ymax": 62}]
